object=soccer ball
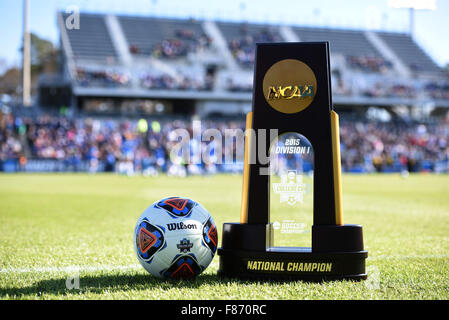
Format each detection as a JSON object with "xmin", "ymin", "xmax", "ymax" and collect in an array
[{"xmin": 134, "ymin": 197, "xmax": 218, "ymax": 279}]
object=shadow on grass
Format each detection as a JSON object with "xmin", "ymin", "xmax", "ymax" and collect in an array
[
  {"xmin": 1, "ymin": 271, "xmax": 355, "ymax": 298},
  {"xmin": 0, "ymin": 272, "xmax": 237, "ymax": 298}
]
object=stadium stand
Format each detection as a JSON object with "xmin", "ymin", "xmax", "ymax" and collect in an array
[
  {"xmin": 119, "ymin": 16, "xmax": 211, "ymax": 58},
  {"xmin": 294, "ymin": 27, "xmax": 380, "ymax": 57},
  {"xmin": 216, "ymin": 21, "xmax": 282, "ymax": 68},
  {"xmin": 53, "ymin": 12, "xmax": 449, "ymax": 114},
  {"xmin": 5, "ymin": 12, "xmax": 445, "ymax": 174},
  {"xmin": 377, "ymin": 32, "xmax": 441, "ymax": 74},
  {"xmin": 62, "ymin": 13, "xmax": 118, "ymax": 62},
  {"xmin": 292, "ymin": 27, "xmax": 393, "ymax": 73}
]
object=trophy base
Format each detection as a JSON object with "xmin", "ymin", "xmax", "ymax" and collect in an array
[
  {"xmin": 218, "ymin": 247, "xmax": 367, "ymax": 281},
  {"xmin": 217, "ymin": 223, "xmax": 368, "ymax": 281}
]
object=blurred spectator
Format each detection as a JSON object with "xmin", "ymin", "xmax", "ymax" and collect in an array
[
  {"xmin": 129, "ymin": 44, "xmax": 140, "ymax": 54},
  {"xmin": 339, "ymin": 119, "xmax": 449, "ymax": 173},
  {"xmin": 425, "ymin": 82, "xmax": 449, "ymax": 100},
  {"xmin": 76, "ymin": 68, "xmax": 130, "ymax": 88},
  {"xmin": 346, "ymin": 56, "xmax": 392, "ymax": 73},
  {"xmin": 362, "ymin": 82, "xmax": 416, "ymax": 99},
  {"xmin": 228, "ymin": 27, "xmax": 282, "ymax": 68},
  {"xmin": 151, "ymin": 28, "xmax": 212, "ymax": 59},
  {"xmin": 1, "ymin": 111, "xmax": 448, "ymax": 174},
  {"xmin": 0, "ymin": 112, "xmax": 23, "ymax": 161},
  {"xmin": 139, "ymin": 72, "xmax": 209, "ymax": 91}
]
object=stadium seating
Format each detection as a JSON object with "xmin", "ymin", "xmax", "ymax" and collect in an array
[
  {"xmin": 294, "ymin": 27, "xmax": 396, "ymax": 74},
  {"xmin": 63, "ymin": 13, "xmax": 118, "ymax": 62},
  {"xmin": 119, "ymin": 16, "xmax": 210, "ymax": 58},
  {"xmin": 216, "ymin": 21, "xmax": 282, "ymax": 68},
  {"xmin": 377, "ymin": 32, "xmax": 441, "ymax": 74},
  {"xmin": 293, "ymin": 27, "xmax": 381, "ymax": 59},
  {"xmin": 54, "ymin": 12, "xmax": 449, "ymax": 111}
]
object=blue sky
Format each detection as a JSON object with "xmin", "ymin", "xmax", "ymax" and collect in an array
[{"xmin": 0, "ymin": 0, "xmax": 448, "ymax": 72}]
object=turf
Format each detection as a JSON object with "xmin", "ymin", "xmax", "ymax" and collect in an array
[{"xmin": 0, "ymin": 173, "xmax": 448, "ymax": 300}]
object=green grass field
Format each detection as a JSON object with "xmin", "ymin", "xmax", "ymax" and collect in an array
[{"xmin": 0, "ymin": 173, "xmax": 448, "ymax": 300}]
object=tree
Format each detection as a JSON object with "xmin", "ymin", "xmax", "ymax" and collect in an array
[
  {"xmin": 29, "ymin": 33, "xmax": 58, "ymax": 75},
  {"xmin": 4, "ymin": 33, "xmax": 60, "ymax": 97},
  {"xmin": 0, "ymin": 68, "xmax": 21, "ymax": 95}
]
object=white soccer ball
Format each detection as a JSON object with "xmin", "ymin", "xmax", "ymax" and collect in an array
[{"xmin": 134, "ymin": 197, "xmax": 218, "ymax": 279}]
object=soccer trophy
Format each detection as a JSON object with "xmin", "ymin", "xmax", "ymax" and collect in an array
[{"xmin": 217, "ymin": 42, "xmax": 367, "ymax": 280}]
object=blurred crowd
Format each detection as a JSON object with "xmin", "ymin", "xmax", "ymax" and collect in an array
[
  {"xmin": 228, "ymin": 28, "xmax": 282, "ymax": 68},
  {"xmin": 334, "ymin": 72, "xmax": 449, "ymax": 100},
  {"xmin": 150, "ymin": 28, "xmax": 212, "ymax": 59},
  {"xmin": 425, "ymin": 82, "xmax": 449, "ymax": 100},
  {"xmin": 76, "ymin": 68, "xmax": 131, "ymax": 88},
  {"xmin": 75, "ymin": 68, "xmax": 212, "ymax": 91},
  {"xmin": 129, "ymin": 28, "xmax": 212, "ymax": 58},
  {"xmin": 223, "ymin": 70, "xmax": 449, "ymax": 100},
  {"xmin": 139, "ymin": 72, "xmax": 212, "ymax": 91},
  {"xmin": 0, "ymin": 113, "xmax": 24, "ymax": 163},
  {"xmin": 339, "ymin": 120, "xmax": 449, "ymax": 173},
  {"xmin": 1, "ymin": 111, "xmax": 448, "ymax": 174},
  {"xmin": 361, "ymin": 82, "xmax": 417, "ymax": 99},
  {"xmin": 346, "ymin": 56, "xmax": 393, "ymax": 73},
  {"xmin": 72, "ymin": 50, "xmax": 449, "ymax": 101}
]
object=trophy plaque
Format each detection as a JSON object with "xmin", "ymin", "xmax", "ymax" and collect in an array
[{"xmin": 217, "ymin": 42, "xmax": 367, "ymax": 281}]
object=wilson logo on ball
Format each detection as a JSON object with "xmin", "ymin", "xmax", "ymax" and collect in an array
[{"xmin": 167, "ymin": 222, "xmax": 198, "ymax": 231}]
